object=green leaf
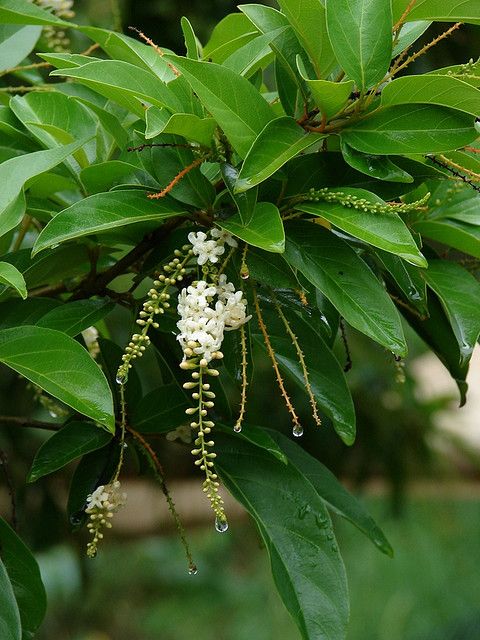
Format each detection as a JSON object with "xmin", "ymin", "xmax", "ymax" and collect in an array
[
  {"xmin": 164, "ymin": 55, "xmax": 274, "ymax": 158},
  {"xmin": 80, "ymin": 160, "xmax": 156, "ymax": 194},
  {"xmin": 413, "ymin": 218, "xmax": 480, "ymax": 258},
  {"xmin": 0, "ymin": 25, "xmax": 41, "ymax": 72},
  {"xmin": 341, "ymin": 105, "xmax": 477, "ymax": 154},
  {"xmin": 0, "ymin": 517, "xmax": 46, "ymax": 637},
  {"xmin": 295, "ymin": 189, "xmax": 427, "ymax": 266},
  {"xmin": 302, "ymin": 77, "xmax": 354, "ymax": 119},
  {"xmin": 340, "ymin": 141, "xmax": 414, "ymax": 183},
  {"xmin": 236, "ymin": 117, "xmax": 321, "ymax": 192},
  {"xmin": 381, "ymin": 75, "xmax": 480, "ymax": 116},
  {"xmin": 131, "ymin": 383, "xmax": 189, "ymax": 434},
  {"xmin": 221, "ymin": 163, "xmax": 258, "ymax": 225},
  {"xmin": 145, "ymin": 107, "xmax": 216, "ymax": 146},
  {"xmin": 10, "ymin": 92, "xmax": 97, "ymax": 167},
  {"xmin": 202, "ymin": 13, "xmax": 258, "ymax": 62},
  {"xmin": 37, "ymin": 298, "xmax": 115, "ymax": 336},
  {"xmin": 270, "ymin": 431, "xmax": 393, "ymax": 556},
  {"xmin": 0, "ymin": 262, "xmax": 26, "ymax": 299},
  {"xmin": 33, "ymin": 190, "xmax": 186, "ymax": 255},
  {"xmin": 391, "ymin": 20, "xmax": 431, "ymax": 57},
  {"xmin": 375, "ymin": 250, "xmax": 428, "ymax": 316},
  {"xmin": 51, "ymin": 61, "xmax": 183, "ymax": 117},
  {"xmin": 253, "ymin": 306, "xmax": 356, "ymax": 444},
  {"xmin": 0, "ymin": 0, "xmax": 73, "ymax": 26},
  {"xmin": 181, "ymin": 16, "xmax": 199, "ymax": 59},
  {"xmin": 0, "ymin": 298, "xmax": 60, "ymax": 330},
  {"xmin": 216, "ymin": 432, "xmax": 349, "ymax": 640},
  {"xmin": 97, "ymin": 338, "xmax": 143, "ymax": 413},
  {"xmin": 326, "ymin": 0, "xmax": 392, "ymax": 89},
  {"xmin": 222, "ymin": 31, "xmax": 275, "ymax": 78},
  {"xmin": 0, "ymin": 560, "xmax": 21, "ymax": 640},
  {"xmin": 28, "ymin": 421, "xmax": 112, "ymax": 482},
  {"xmin": 217, "ymin": 423, "xmax": 288, "ymax": 464},
  {"xmin": 392, "ymin": 0, "xmax": 480, "ymax": 24},
  {"xmin": 422, "ymin": 260, "xmax": 480, "ymax": 366},
  {"xmin": 277, "ymin": 0, "xmax": 337, "ymax": 78},
  {"xmin": 247, "ymin": 246, "xmax": 299, "ymax": 289},
  {"xmin": 217, "ymin": 202, "xmax": 285, "ymax": 252},
  {"xmin": 284, "ymin": 222, "xmax": 407, "ymax": 355},
  {"xmin": 0, "ymin": 326, "xmax": 115, "ymax": 431},
  {"xmin": 0, "ymin": 140, "xmax": 89, "ymax": 236}
]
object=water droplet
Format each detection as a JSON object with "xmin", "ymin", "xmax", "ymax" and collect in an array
[
  {"xmin": 48, "ymin": 409, "xmax": 58, "ymax": 418},
  {"xmin": 293, "ymin": 425, "xmax": 303, "ymax": 437},
  {"xmin": 188, "ymin": 565, "xmax": 198, "ymax": 576},
  {"xmin": 233, "ymin": 424, "xmax": 242, "ymax": 433},
  {"xmin": 215, "ymin": 517, "xmax": 229, "ymax": 533},
  {"xmin": 69, "ymin": 512, "xmax": 84, "ymax": 527},
  {"xmin": 49, "ymin": 244, "xmax": 60, "ymax": 250},
  {"xmin": 122, "ymin": 443, "xmax": 128, "ymax": 450},
  {"xmin": 115, "ymin": 373, "xmax": 126, "ymax": 385}
]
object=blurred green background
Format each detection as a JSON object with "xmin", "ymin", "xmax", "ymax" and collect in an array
[{"xmin": 1, "ymin": 1, "xmax": 480, "ymax": 639}]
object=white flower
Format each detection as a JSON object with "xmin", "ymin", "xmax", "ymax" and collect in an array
[
  {"xmin": 188, "ymin": 231, "xmax": 225, "ymax": 265},
  {"xmin": 211, "ymin": 228, "xmax": 238, "ymax": 247}
]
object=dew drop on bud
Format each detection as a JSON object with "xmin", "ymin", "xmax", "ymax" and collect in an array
[
  {"xmin": 188, "ymin": 565, "xmax": 198, "ymax": 576},
  {"xmin": 115, "ymin": 373, "xmax": 126, "ymax": 385},
  {"xmin": 233, "ymin": 424, "xmax": 242, "ymax": 433},
  {"xmin": 215, "ymin": 517, "xmax": 229, "ymax": 533},
  {"xmin": 293, "ymin": 425, "xmax": 304, "ymax": 438},
  {"xmin": 48, "ymin": 409, "xmax": 58, "ymax": 418}
]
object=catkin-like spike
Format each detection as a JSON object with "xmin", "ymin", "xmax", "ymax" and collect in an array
[
  {"xmin": 252, "ymin": 287, "xmax": 302, "ymax": 433},
  {"xmin": 274, "ymin": 299, "xmax": 321, "ymax": 427},
  {"xmin": 301, "ymin": 188, "xmax": 430, "ymax": 215},
  {"xmin": 147, "ymin": 157, "xmax": 206, "ymax": 200},
  {"xmin": 234, "ymin": 324, "xmax": 249, "ymax": 433}
]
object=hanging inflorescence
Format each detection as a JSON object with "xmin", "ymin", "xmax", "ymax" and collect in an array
[{"xmin": 301, "ymin": 188, "xmax": 430, "ymax": 215}]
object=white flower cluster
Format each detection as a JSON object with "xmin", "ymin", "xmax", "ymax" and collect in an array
[
  {"xmin": 37, "ymin": 0, "xmax": 74, "ymax": 18},
  {"xmin": 85, "ymin": 481, "xmax": 126, "ymax": 557},
  {"xmin": 188, "ymin": 229, "xmax": 237, "ymax": 265},
  {"xmin": 177, "ymin": 275, "xmax": 250, "ymax": 364}
]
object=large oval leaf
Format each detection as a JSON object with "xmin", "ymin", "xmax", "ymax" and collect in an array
[
  {"xmin": 413, "ymin": 218, "xmax": 480, "ymax": 258},
  {"xmin": 341, "ymin": 105, "xmax": 477, "ymax": 155},
  {"xmin": 0, "ymin": 25, "xmax": 41, "ymax": 72},
  {"xmin": 0, "ymin": 560, "xmax": 21, "ymax": 640},
  {"xmin": 392, "ymin": 0, "xmax": 480, "ymax": 24},
  {"xmin": 28, "ymin": 421, "xmax": 113, "ymax": 482},
  {"xmin": 0, "ymin": 0, "xmax": 72, "ymax": 26},
  {"xmin": 326, "ymin": 0, "xmax": 392, "ymax": 89},
  {"xmin": 0, "ymin": 262, "xmax": 26, "ymax": 299},
  {"xmin": 33, "ymin": 190, "xmax": 186, "ymax": 255},
  {"xmin": 236, "ymin": 117, "xmax": 321, "ymax": 192},
  {"xmin": 216, "ymin": 432, "xmax": 349, "ymax": 640},
  {"xmin": 0, "ymin": 326, "xmax": 115, "ymax": 431},
  {"xmin": 0, "ymin": 517, "xmax": 46, "ymax": 636},
  {"xmin": 164, "ymin": 55, "xmax": 274, "ymax": 157},
  {"xmin": 216, "ymin": 202, "xmax": 285, "ymax": 252},
  {"xmin": 422, "ymin": 260, "xmax": 480, "ymax": 366},
  {"xmin": 284, "ymin": 222, "xmax": 407, "ymax": 355},
  {"xmin": 37, "ymin": 299, "xmax": 114, "ymax": 337},
  {"xmin": 131, "ymin": 383, "xmax": 189, "ymax": 434},
  {"xmin": 295, "ymin": 188, "xmax": 427, "ymax": 266}
]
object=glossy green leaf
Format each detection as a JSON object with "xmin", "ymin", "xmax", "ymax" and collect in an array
[
  {"xmin": 203, "ymin": 13, "xmax": 258, "ymax": 63},
  {"xmin": 217, "ymin": 423, "xmax": 288, "ymax": 464},
  {"xmin": 270, "ymin": 431, "xmax": 393, "ymax": 556},
  {"xmin": 0, "ymin": 0, "xmax": 73, "ymax": 26},
  {"xmin": 217, "ymin": 202, "xmax": 285, "ymax": 252},
  {"xmin": 422, "ymin": 260, "xmax": 480, "ymax": 366},
  {"xmin": 236, "ymin": 117, "xmax": 321, "ymax": 192},
  {"xmin": 340, "ymin": 141, "xmax": 414, "ymax": 182},
  {"xmin": 392, "ymin": 0, "xmax": 480, "ymax": 24},
  {"xmin": 303, "ymin": 77, "xmax": 354, "ymax": 119},
  {"xmin": 391, "ymin": 20, "xmax": 431, "ymax": 57},
  {"xmin": 37, "ymin": 298, "xmax": 115, "ymax": 336},
  {"xmin": 165, "ymin": 55, "xmax": 274, "ymax": 158},
  {"xmin": 181, "ymin": 16, "xmax": 199, "ymax": 59},
  {"xmin": 145, "ymin": 107, "xmax": 216, "ymax": 146},
  {"xmin": 295, "ymin": 189, "xmax": 427, "ymax": 266},
  {"xmin": 80, "ymin": 160, "xmax": 156, "ymax": 193},
  {"xmin": 221, "ymin": 163, "xmax": 258, "ymax": 225},
  {"xmin": 0, "ymin": 560, "xmax": 21, "ymax": 640},
  {"xmin": 28, "ymin": 421, "xmax": 112, "ymax": 482},
  {"xmin": 0, "ymin": 326, "xmax": 115, "ymax": 431},
  {"xmin": 277, "ymin": 0, "xmax": 337, "ymax": 78},
  {"xmin": 216, "ymin": 432, "xmax": 349, "ymax": 640},
  {"xmin": 0, "ymin": 262, "xmax": 26, "ymax": 299},
  {"xmin": 381, "ymin": 75, "xmax": 480, "ymax": 116},
  {"xmin": 0, "ymin": 298, "xmax": 60, "ymax": 330},
  {"xmin": 222, "ymin": 31, "xmax": 275, "ymax": 77},
  {"xmin": 0, "ymin": 517, "xmax": 46, "ymax": 637},
  {"xmin": 33, "ymin": 190, "xmax": 186, "ymax": 255},
  {"xmin": 10, "ymin": 92, "xmax": 97, "ymax": 166},
  {"xmin": 131, "ymin": 383, "xmax": 189, "ymax": 433},
  {"xmin": 284, "ymin": 222, "xmax": 407, "ymax": 355},
  {"xmin": 413, "ymin": 218, "xmax": 480, "ymax": 258},
  {"xmin": 375, "ymin": 250, "xmax": 428, "ymax": 316},
  {"xmin": 51, "ymin": 61, "xmax": 183, "ymax": 117},
  {"xmin": 341, "ymin": 105, "xmax": 477, "ymax": 155},
  {"xmin": 326, "ymin": 0, "xmax": 392, "ymax": 89},
  {"xmin": 400, "ymin": 293, "xmax": 469, "ymax": 405},
  {"xmin": 254, "ymin": 306, "xmax": 356, "ymax": 444},
  {"xmin": 247, "ymin": 246, "xmax": 299, "ymax": 289},
  {"xmin": 427, "ymin": 61, "xmax": 480, "ymax": 87},
  {"xmin": 0, "ymin": 25, "xmax": 41, "ymax": 72},
  {"xmin": 0, "ymin": 140, "xmax": 88, "ymax": 236}
]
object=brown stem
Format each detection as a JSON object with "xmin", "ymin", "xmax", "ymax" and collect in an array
[{"xmin": 0, "ymin": 416, "xmax": 60, "ymax": 431}]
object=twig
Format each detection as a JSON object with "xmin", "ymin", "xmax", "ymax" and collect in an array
[
  {"xmin": 428, "ymin": 155, "xmax": 480, "ymax": 193},
  {"xmin": 128, "ymin": 26, "xmax": 180, "ymax": 76},
  {"xmin": 147, "ymin": 157, "xmax": 205, "ymax": 200},
  {"xmin": 0, "ymin": 416, "xmax": 60, "ymax": 431},
  {"xmin": 392, "ymin": 0, "xmax": 418, "ymax": 32},
  {"xmin": 0, "ymin": 450, "xmax": 17, "ymax": 531}
]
